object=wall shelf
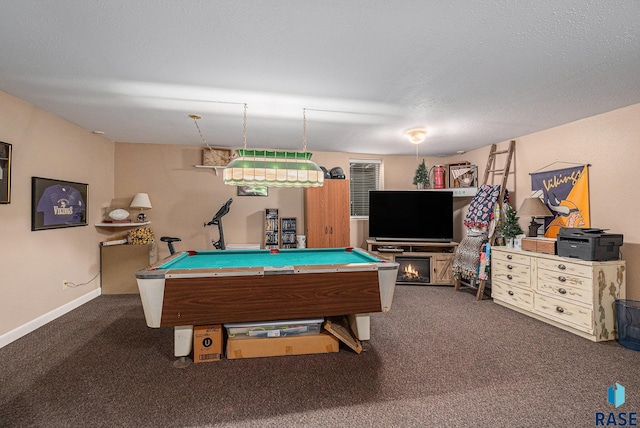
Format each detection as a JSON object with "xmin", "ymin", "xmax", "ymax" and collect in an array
[
  {"xmin": 427, "ymin": 187, "xmax": 478, "ymax": 197},
  {"xmin": 194, "ymin": 165, "xmax": 226, "ymax": 175},
  {"xmin": 95, "ymin": 221, "xmax": 150, "ymax": 228}
]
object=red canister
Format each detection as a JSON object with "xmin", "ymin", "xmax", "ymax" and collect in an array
[{"xmin": 431, "ymin": 165, "xmax": 446, "ymax": 189}]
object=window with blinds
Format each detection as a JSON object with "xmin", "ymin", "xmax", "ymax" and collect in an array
[{"xmin": 349, "ymin": 159, "xmax": 381, "ymax": 218}]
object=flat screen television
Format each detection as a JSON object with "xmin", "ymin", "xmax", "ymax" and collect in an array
[{"xmin": 368, "ymin": 190, "xmax": 453, "ymax": 242}]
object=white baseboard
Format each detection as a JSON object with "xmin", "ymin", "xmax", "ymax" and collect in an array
[{"xmin": 0, "ymin": 288, "xmax": 101, "ymax": 349}]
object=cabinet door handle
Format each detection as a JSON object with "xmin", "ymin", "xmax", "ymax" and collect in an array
[
  {"xmin": 558, "ymin": 276, "xmax": 566, "ymax": 282},
  {"xmin": 330, "ymin": 226, "xmax": 333, "ymax": 234},
  {"xmin": 507, "ymin": 255, "xmax": 513, "ymax": 260},
  {"xmin": 556, "ymin": 306, "xmax": 565, "ymax": 313},
  {"xmin": 507, "ymin": 264, "xmax": 513, "ymax": 270},
  {"xmin": 508, "ymin": 290, "xmax": 514, "ymax": 296},
  {"xmin": 325, "ymin": 227, "xmax": 328, "ymax": 234},
  {"xmin": 507, "ymin": 274, "xmax": 513, "ymax": 280},
  {"xmin": 558, "ymin": 264, "xmax": 566, "ymax": 270},
  {"xmin": 558, "ymin": 288, "xmax": 567, "ymax": 294}
]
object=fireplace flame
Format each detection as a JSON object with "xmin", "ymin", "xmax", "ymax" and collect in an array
[{"xmin": 403, "ymin": 264, "xmax": 420, "ymax": 279}]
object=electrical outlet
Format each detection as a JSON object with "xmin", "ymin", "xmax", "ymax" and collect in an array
[{"xmin": 62, "ymin": 280, "xmax": 70, "ymax": 290}]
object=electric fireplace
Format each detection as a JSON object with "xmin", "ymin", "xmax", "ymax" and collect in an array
[{"xmin": 395, "ymin": 256, "xmax": 430, "ymax": 284}]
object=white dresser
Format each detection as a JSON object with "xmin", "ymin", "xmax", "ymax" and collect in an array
[{"xmin": 491, "ymin": 247, "xmax": 626, "ymax": 341}]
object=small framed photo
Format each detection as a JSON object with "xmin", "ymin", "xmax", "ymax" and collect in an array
[
  {"xmin": 31, "ymin": 177, "xmax": 88, "ymax": 231},
  {"xmin": 0, "ymin": 142, "xmax": 11, "ymax": 204},
  {"xmin": 514, "ymin": 236, "xmax": 523, "ymax": 250},
  {"xmin": 237, "ymin": 185, "xmax": 268, "ymax": 197}
]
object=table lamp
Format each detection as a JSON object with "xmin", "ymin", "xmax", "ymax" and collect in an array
[
  {"xmin": 517, "ymin": 197, "xmax": 553, "ymax": 237},
  {"xmin": 130, "ymin": 193, "xmax": 152, "ymax": 222}
]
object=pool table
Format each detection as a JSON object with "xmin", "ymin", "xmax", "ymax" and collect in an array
[{"xmin": 136, "ymin": 247, "xmax": 399, "ymax": 359}]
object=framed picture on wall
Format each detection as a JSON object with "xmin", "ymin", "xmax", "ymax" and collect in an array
[
  {"xmin": 449, "ymin": 164, "xmax": 478, "ymax": 188},
  {"xmin": 31, "ymin": 177, "xmax": 88, "ymax": 231},
  {"xmin": 237, "ymin": 185, "xmax": 268, "ymax": 197},
  {"xmin": 0, "ymin": 142, "xmax": 11, "ymax": 204}
]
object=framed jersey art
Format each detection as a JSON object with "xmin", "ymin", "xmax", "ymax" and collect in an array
[
  {"xmin": 0, "ymin": 142, "xmax": 11, "ymax": 204},
  {"xmin": 31, "ymin": 177, "xmax": 88, "ymax": 231}
]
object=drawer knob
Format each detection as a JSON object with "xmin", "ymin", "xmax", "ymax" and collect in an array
[
  {"xmin": 556, "ymin": 306, "xmax": 565, "ymax": 313},
  {"xmin": 558, "ymin": 264, "xmax": 566, "ymax": 270},
  {"xmin": 558, "ymin": 276, "xmax": 566, "ymax": 283},
  {"xmin": 558, "ymin": 288, "xmax": 567, "ymax": 294},
  {"xmin": 507, "ymin": 264, "xmax": 513, "ymax": 270},
  {"xmin": 507, "ymin": 274, "xmax": 513, "ymax": 280},
  {"xmin": 507, "ymin": 255, "xmax": 513, "ymax": 260},
  {"xmin": 508, "ymin": 291, "xmax": 514, "ymax": 296}
]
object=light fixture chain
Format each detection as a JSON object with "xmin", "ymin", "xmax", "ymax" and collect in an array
[
  {"xmin": 191, "ymin": 115, "xmax": 212, "ymax": 150},
  {"xmin": 243, "ymin": 103, "xmax": 248, "ymax": 150},
  {"xmin": 303, "ymin": 108, "xmax": 307, "ymax": 152}
]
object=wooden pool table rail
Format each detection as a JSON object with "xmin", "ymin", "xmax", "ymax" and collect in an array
[{"xmin": 160, "ymin": 270, "xmax": 382, "ymax": 327}]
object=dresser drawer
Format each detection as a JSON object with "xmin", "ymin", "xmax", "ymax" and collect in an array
[
  {"xmin": 536, "ymin": 279, "xmax": 592, "ymax": 305},
  {"xmin": 537, "ymin": 257, "xmax": 593, "ymax": 279},
  {"xmin": 492, "ymin": 260, "xmax": 531, "ymax": 288},
  {"xmin": 493, "ymin": 250, "xmax": 531, "ymax": 266},
  {"xmin": 534, "ymin": 294, "xmax": 593, "ymax": 334},
  {"xmin": 488, "ymin": 248, "xmax": 624, "ymax": 342},
  {"xmin": 492, "ymin": 281, "xmax": 534, "ymax": 311},
  {"xmin": 537, "ymin": 268, "xmax": 592, "ymax": 291}
]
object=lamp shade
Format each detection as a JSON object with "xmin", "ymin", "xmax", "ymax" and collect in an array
[
  {"xmin": 130, "ymin": 193, "xmax": 152, "ymax": 210},
  {"xmin": 223, "ymin": 149, "xmax": 324, "ymax": 188},
  {"xmin": 517, "ymin": 197, "xmax": 552, "ymax": 217}
]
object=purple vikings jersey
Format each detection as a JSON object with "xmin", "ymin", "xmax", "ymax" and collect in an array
[{"xmin": 37, "ymin": 184, "xmax": 86, "ymax": 226}]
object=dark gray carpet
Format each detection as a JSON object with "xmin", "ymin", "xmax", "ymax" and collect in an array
[{"xmin": 1, "ymin": 286, "xmax": 639, "ymax": 427}]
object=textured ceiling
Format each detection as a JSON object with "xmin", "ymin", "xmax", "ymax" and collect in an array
[{"xmin": 1, "ymin": 1, "xmax": 639, "ymax": 156}]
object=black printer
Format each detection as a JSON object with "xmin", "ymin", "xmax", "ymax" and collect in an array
[{"xmin": 557, "ymin": 228, "xmax": 623, "ymax": 261}]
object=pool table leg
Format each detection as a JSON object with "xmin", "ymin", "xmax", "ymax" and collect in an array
[
  {"xmin": 348, "ymin": 314, "xmax": 370, "ymax": 341},
  {"xmin": 173, "ymin": 325, "xmax": 193, "ymax": 368}
]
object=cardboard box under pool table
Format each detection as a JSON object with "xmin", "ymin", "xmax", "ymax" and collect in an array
[
  {"xmin": 193, "ymin": 325, "xmax": 223, "ymax": 363},
  {"xmin": 226, "ymin": 332, "xmax": 339, "ymax": 359}
]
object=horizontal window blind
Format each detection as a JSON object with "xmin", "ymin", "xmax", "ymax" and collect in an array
[{"xmin": 349, "ymin": 160, "xmax": 381, "ymax": 217}]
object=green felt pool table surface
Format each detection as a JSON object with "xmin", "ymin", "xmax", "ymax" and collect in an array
[{"xmin": 156, "ymin": 247, "xmax": 381, "ymax": 270}]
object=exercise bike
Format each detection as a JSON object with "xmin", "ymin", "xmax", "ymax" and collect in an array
[
  {"xmin": 160, "ymin": 198, "xmax": 233, "ymax": 254},
  {"xmin": 205, "ymin": 198, "xmax": 233, "ymax": 250}
]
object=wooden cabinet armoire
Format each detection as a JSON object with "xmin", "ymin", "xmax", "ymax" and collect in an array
[{"xmin": 303, "ymin": 180, "xmax": 350, "ymax": 248}]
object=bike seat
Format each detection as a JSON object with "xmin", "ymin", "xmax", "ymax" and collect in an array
[{"xmin": 160, "ymin": 236, "xmax": 181, "ymax": 243}]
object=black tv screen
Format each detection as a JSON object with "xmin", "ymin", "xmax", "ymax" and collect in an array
[{"xmin": 368, "ymin": 190, "xmax": 453, "ymax": 242}]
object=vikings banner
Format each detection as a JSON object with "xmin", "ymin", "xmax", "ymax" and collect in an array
[{"xmin": 530, "ymin": 165, "xmax": 590, "ymax": 238}]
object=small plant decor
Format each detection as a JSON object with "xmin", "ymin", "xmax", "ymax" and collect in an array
[
  {"xmin": 413, "ymin": 159, "xmax": 429, "ymax": 189},
  {"xmin": 498, "ymin": 203, "xmax": 524, "ymax": 240}
]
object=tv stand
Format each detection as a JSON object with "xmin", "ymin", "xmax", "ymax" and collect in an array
[{"xmin": 367, "ymin": 240, "xmax": 458, "ymax": 286}]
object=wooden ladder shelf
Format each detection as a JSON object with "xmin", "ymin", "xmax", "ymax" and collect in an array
[{"xmin": 455, "ymin": 140, "xmax": 516, "ymax": 300}]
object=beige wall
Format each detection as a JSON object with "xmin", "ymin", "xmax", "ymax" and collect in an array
[
  {"xmin": 113, "ymin": 144, "xmax": 435, "ymax": 259},
  {"xmin": 113, "ymin": 103, "xmax": 640, "ymax": 301},
  {"xmin": 446, "ymin": 103, "xmax": 640, "ymax": 299},
  {"xmin": 2, "ymin": 85, "xmax": 639, "ymax": 345},
  {"xmin": 0, "ymin": 90, "xmax": 115, "ymax": 340}
]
